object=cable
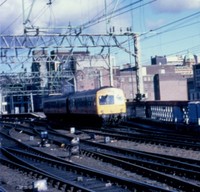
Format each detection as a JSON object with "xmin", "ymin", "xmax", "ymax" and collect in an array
[
  {"xmin": 30, "ymin": 1, "xmax": 56, "ymax": 28},
  {"xmin": 0, "ymin": 0, "xmax": 7, "ymax": 6},
  {"xmin": 109, "ymin": 9, "xmax": 200, "ymax": 65},
  {"xmin": 80, "ymin": 0, "xmax": 147, "ymax": 30},
  {"xmin": 149, "ymin": 11, "xmax": 200, "ymax": 33}
]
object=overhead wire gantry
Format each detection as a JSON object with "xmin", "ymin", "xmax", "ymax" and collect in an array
[
  {"xmin": 0, "ymin": 32, "xmax": 143, "ymax": 97},
  {"xmin": 0, "ymin": 0, "xmax": 144, "ymax": 115}
]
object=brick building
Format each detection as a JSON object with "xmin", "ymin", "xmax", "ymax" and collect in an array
[
  {"xmin": 154, "ymin": 73, "xmax": 188, "ymax": 100},
  {"xmin": 74, "ymin": 60, "xmax": 195, "ymax": 101},
  {"xmin": 30, "ymin": 50, "xmax": 194, "ymax": 101}
]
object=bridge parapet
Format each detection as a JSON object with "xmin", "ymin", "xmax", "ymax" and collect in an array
[{"xmin": 127, "ymin": 101, "xmax": 189, "ymax": 124}]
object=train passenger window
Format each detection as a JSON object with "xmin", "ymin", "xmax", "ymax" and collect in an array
[{"xmin": 99, "ymin": 95, "xmax": 114, "ymax": 105}]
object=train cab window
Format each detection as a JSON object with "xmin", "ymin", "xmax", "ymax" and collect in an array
[
  {"xmin": 115, "ymin": 95, "xmax": 124, "ymax": 104},
  {"xmin": 99, "ymin": 95, "xmax": 114, "ymax": 105}
]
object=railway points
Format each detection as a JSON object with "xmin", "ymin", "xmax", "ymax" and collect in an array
[{"xmin": 1, "ymin": 117, "xmax": 200, "ymax": 191}]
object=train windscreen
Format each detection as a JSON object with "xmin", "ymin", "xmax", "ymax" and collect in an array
[
  {"xmin": 99, "ymin": 95, "xmax": 114, "ymax": 105},
  {"xmin": 115, "ymin": 94, "xmax": 125, "ymax": 104}
]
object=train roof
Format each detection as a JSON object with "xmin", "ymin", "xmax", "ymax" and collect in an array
[
  {"xmin": 43, "ymin": 94, "xmax": 68, "ymax": 102},
  {"xmin": 44, "ymin": 86, "xmax": 113, "ymax": 102},
  {"xmin": 70, "ymin": 86, "xmax": 114, "ymax": 97},
  {"xmin": 43, "ymin": 86, "xmax": 121, "ymax": 102}
]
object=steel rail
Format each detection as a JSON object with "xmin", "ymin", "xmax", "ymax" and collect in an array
[{"xmin": 2, "ymin": 147, "xmax": 168, "ymax": 192}]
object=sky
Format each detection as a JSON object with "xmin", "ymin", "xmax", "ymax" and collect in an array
[{"xmin": 0, "ymin": 0, "xmax": 200, "ymax": 71}]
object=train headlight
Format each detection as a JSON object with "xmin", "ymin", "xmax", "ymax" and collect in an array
[{"xmin": 102, "ymin": 114, "xmax": 106, "ymax": 118}]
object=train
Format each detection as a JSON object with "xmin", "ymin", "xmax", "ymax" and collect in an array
[{"xmin": 43, "ymin": 86, "xmax": 127, "ymax": 127}]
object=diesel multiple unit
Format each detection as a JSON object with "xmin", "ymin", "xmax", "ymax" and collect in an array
[{"xmin": 43, "ymin": 87, "xmax": 127, "ymax": 126}]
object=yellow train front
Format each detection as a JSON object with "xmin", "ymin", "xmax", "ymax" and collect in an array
[
  {"xmin": 68, "ymin": 87, "xmax": 127, "ymax": 126},
  {"xmin": 96, "ymin": 87, "xmax": 127, "ymax": 125}
]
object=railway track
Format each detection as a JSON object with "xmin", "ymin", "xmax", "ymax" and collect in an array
[
  {"xmin": 1, "ymin": 147, "xmax": 142, "ymax": 192},
  {"xmin": 50, "ymin": 131, "xmax": 200, "ymax": 188},
  {"xmin": 2, "ymin": 119, "xmax": 200, "ymax": 191},
  {"xmin": 10, "ymin": 122, "xmax": 200, "ymax": 191},
  {"xmin": 122, "ymin": 120, "xmax": 200, "ymax": 141},
  {"xmin": 0, "ymin": 186, "xmax": 7, "ymax": 192},
  {"xmin": 1, "ymin": 150, "xmax": 92, "ymax": 192},
  {"xmin": 0, "ymin": 124, "xmax": 170, "ymax": 192},
  {"xmin": 81, "ymin": 126, "xmax": 200, "ymax": 151},
  {"xmin": 123, "ymin": 120, "xmax": 200, "ymax": 138}
]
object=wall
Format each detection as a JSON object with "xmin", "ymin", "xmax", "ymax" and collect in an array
[{"xmin": 157, "ymin": 74, "xmax": 188, "ymax": 100}]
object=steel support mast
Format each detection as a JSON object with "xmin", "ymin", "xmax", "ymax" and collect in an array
[{"xmin": 133, "ymin": 34, "xmax": 144, "ymax": 101}]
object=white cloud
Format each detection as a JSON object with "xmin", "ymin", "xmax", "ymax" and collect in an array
[
  {"xmin": 152, "ymin": 0, "xmax": 200, "ymax": 13},
  {"xmin": 0, "ymin": 1, "xmax": 22, "ymax": 34},
  {"xmin": 0, "ymin": 0, "xmax": 107, "ymax": 34}
]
